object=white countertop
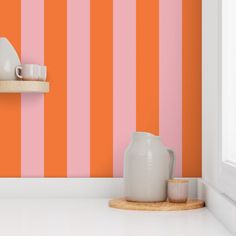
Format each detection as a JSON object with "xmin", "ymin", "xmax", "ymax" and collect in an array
[{"xmin": 0, "ymin": 198, "xmax": 232, "ymax": 236}]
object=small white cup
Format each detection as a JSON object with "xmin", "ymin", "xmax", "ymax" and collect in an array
[
  {"xmin": 15, "ymin": 64, "xmax": 47, "ymax": 81},
  {"xmin": 39, "ymin": 65, "xmax": 47, "ymax": 81},
  {"xmin": 16, "ymin": 64, "xmax": 41, "ymax": 80},
  {"xmin": 168, "ymin": 179, "xmax": 188, "ymax": 203}
]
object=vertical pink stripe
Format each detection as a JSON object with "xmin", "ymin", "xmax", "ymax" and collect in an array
[
  {"xmin": 67, "ymin": 0, "xmax": 90, "ymax": 177},
  {"xmin": 113, "ymin": 0, "xmax": 136, "ymax": 177},
  {"xmin": 159, "ymin": 0, "xmax": 182, "ymax": 177},
  {"xmin": 21, "ymin": 0, "xmax": 44, "ymax": 177}
]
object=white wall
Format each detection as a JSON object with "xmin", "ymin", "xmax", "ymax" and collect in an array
[{"xmin": 202, "ymin": 0, "xmax": 221, "ymax": 188}]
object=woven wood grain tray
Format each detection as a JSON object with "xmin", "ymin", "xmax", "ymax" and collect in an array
[{"xmin": 109, "ymin": 198, "xmax": 205, "ymax": 211}]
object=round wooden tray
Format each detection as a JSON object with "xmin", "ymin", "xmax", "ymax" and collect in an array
[{"xmin": 109, "ymin": 198, "xmax": 205, "ymax": 211}]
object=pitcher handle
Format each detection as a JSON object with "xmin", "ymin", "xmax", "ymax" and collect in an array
[{"xmin": 167, "ymin": 148, "xmax": 175, "ymax": 179}]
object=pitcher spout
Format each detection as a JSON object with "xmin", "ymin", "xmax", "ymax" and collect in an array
[{"xmin": 132, "ymin": 132, "xmax": 160, "ymax": 140}]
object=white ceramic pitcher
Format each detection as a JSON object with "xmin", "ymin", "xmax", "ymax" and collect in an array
[
  {"xmin": 0, "ymin": 37, "xmax": 20, "ymax": 80},
  {"xmin": 124, "ymin": 132, "xmax": 175, "ymax": 202}
]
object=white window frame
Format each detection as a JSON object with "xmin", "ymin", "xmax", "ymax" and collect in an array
[{"xmin": 219, "ymin": 0, "xmax": 236, "ymax": 201}]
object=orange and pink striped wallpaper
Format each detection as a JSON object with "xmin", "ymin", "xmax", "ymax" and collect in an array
[{"xmin": 0, "ymin": 0, "xmax": 201, "ymax": 177}]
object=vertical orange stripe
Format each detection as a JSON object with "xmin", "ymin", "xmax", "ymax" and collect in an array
[
  {"xmin": 136, "ymin": 0, "xmax": 159, "ymax": 135},
  {"xmin": 90, "ymin": 0, "xmax": 113, "ymax": 176},
  {"xmin": 0, "ymin": 0, "xmax": 21, "ymax": 177},
  {"xmin": 44, "ymin": 0, "xmax": 67, "ymax": 176},
  {"xmin": 182, "ymin": 0, "xmax": 202, "ymax": 177}
]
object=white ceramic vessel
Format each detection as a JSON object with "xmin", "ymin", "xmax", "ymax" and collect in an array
[
  {"xmin": 167, "ymin": 179, "xmax": 188, "ymax": 203},
  {"xmin": 124, "ymin": 132, "xmax": 175, "ymax": 202},
  {"xmin": 16, "ymin": 64, "xmax": 41, "ymax": 80},
  {"xmin": 0, "ymin": 37, "xmax": 21, "ymax": 80}
]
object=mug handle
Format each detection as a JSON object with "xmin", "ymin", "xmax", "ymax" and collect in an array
[{"xmin": 15, "ymin": 65, "xmax": 23, "ymax": 79}]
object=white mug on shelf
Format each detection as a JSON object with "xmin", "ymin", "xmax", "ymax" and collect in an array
[
  {"xmin": 39, "ymin": 65, "xmax": 47, "ymax": 81},
  {"xmin": 15, "ymin": 64, "xmax": 47, "ymax": 81}
]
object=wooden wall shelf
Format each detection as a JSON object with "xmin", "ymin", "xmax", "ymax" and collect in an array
[{"xmin": 0, "ymin": 81, "xmax": 49, "ymax": 93}]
